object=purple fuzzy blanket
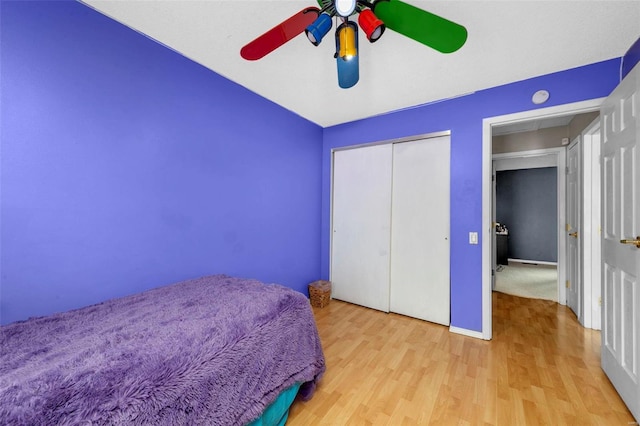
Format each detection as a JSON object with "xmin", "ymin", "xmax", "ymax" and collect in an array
[{"xmin": 0, "ymin": 275, "xmax": 325, "ymax": 425}]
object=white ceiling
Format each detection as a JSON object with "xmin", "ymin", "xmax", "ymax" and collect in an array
[{"xmin": 82, "ymin": 1, "xmax": 640, "ymax": 127}]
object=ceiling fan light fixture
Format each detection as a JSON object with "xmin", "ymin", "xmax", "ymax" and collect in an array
[
  {"xmin": 305, "ymin": 13, "xmax": 333, "ymax": 46},
  {"xmin": 240, "ymin": 1, "xmax": 468, "ymax": 89},
  {"xmin": 358, "ymin": 9, "xmax": 385, "ymax": 42},
  {"xmin": 335, "ymin": 0, "xmax": 357, "ymax": 17},
  {"xmin": 336, "ymin": 21, "xmax": 358, "ymax": 60}
]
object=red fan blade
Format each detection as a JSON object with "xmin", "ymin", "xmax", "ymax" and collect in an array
[{"xmin": 241, "ymin": 7, "xmax": 320, "ymax": 61}]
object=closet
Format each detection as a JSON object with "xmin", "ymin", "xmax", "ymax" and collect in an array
[{"xmin": 330, "ymin": 134, "xmax": 451, "ymax": 325}]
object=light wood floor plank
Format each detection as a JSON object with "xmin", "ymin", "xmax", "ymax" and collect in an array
[{"xmin": 288, "ymin": 292, "xmax": 634, "ymax": 425}]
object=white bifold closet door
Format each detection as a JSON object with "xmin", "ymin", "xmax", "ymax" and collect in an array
[
  {"xmin": 390, "ymin": 137, "xmax": 450, "ymax": 325},
  {"xmin": 331, "ymin": 135, "xmax": 450, "ymax": 324},
  {"xmin": 331, "ymin": 144, "xmax": 392, "ymax": 312}
]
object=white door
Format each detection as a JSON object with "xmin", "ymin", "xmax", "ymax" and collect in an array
[
  {"xmin": 601, "ymin": 63, "xmax": 640, "ymax": 421},
  {"xmin": 331, "ymin": 144, "xmax": 392, "ymax": 312},
  {"xmin": 567, "ymin": 138, "xmax": 582, "ymax": 320},
  {"xmin": 389, "ymin": 137, "xmax": 450, "ymax": 325}
]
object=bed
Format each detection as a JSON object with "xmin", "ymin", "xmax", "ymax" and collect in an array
[{"xmin": 0, "ymin": 275, "xmax": 325, "ymax": 425}]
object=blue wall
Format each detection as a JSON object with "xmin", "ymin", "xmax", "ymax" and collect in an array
[
  {"xmin": 1, "ymin": 2, "xmax": 634, "ymax": 331},
  {"xmin": 321, "ymin": 59, "xmax": 622, "ymax": 332},
  {"xmin": 622, "ymin": 36, "xmax": 640, "ymax": 79},
  {"xmin": 0, "ymin": 1, "xmax": 323, "ymax": 325}
]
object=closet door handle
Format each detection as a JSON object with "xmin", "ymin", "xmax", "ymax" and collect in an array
[{"xmin": 569, "ymin": 231, "xmax": 578, "ymax": 238}]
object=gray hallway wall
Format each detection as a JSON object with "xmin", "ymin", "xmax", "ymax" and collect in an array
[{"xmin": 496, "ymin": 167, "xmax": 558, "ymax": 262}]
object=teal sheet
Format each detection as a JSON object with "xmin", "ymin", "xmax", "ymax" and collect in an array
[{"xmin": 247, "ymin": 383, "xmax": 302, "ymax": 426}]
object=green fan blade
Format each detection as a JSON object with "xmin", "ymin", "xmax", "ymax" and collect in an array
[{"xmin": 373, "ymin": 0, "xmax": 467, "ymax": 53}]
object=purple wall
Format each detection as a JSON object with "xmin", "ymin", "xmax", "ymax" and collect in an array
[
  {"xmin": 321, "ymin": 59, "xmax": 622, "ymax": 332},
  {"xmin": 622, "ymin": 36, "xmax": 640, "ymax": 79},
  {"xmin": 1, "ymin": 1, "xmax": 631, "ymax": 332},
  {"xmin": 0, "ymin": 1, "xmax": 322, "ymax": 325}
]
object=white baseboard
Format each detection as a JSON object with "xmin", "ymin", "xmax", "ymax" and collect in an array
[
  {"xmin": 449, "ymin": 325, "xmax": 486, "ymax": 340},
  {"xmin": 508, "ymin": 258, "xmax": 558, "ymax": 266}
]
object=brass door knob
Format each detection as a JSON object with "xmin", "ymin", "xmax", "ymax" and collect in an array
[
  {"xmin": 569, "ymin": 231, "xmax": 578, "ymax": 238},
  {"xmin": 620, "ymin": 236, "xmax": 640, "ymax": 248}
]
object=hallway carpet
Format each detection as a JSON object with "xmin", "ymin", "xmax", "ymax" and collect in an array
[{"xmin": 495, "ymin": 263, "xmax": 557, "ymax": 302}]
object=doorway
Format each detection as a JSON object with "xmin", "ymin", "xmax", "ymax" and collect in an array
[
  {"xmin": 481, "ymin": 98, "xmax": 605, "ymax": 340},
  {"xmin": 492, "ymin": 148, "xmax": 564, "ymax": 304},
  {"xmin": 489, "ymin": 114, "xmax": 602, "ymax": 328}
]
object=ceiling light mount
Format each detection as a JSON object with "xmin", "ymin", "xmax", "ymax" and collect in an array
[{"xmin": 335, "ymin": 0, "xmax": 357, "ymax": 17}]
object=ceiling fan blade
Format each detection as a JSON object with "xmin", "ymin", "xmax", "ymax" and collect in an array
[
  {"xmin": 336, "ymin": 55, "xmax": 359, "ymax": 89},
  {"xmin": 335, "ymin": 21, "xmax": 359, "ymax": 88},
  {"xmin": 241, "ymin": 7, "xmax": 320, "ymax": 60},
  {"xmin": 373, "ymin": 0, "xmax": 467, "ymax": 53}
]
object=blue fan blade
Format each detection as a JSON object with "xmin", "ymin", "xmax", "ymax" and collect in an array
[
  {"xmin": 336, "ymin": 55, "xmax": 359, "ymax": 89},
  {"xmin": 335, "ymin": 21, "xmax": 359, "ymax": 88}
]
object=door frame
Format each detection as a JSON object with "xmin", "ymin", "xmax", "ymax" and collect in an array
[
  {"xmin": 567, "ymin": 136, "xmax": 583, "ymax": 321},
  {"xmin": 581, "ymin": 118, "xmax": 602, "ymax": 330},
  {"xmin": 481, "ymin": 98, "xmax": 604, "ymax": 340},
  {"xmin": 492, "ymin": 147, "xmax": 566, "ymax": 305}
]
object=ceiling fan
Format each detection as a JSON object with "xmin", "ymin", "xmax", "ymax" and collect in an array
[{"xmin": 240, "ymin": 0, "xmax": 467, "ymax": 89}]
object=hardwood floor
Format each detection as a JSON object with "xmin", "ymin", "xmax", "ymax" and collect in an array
[{"xmin": 288, "ymin": 292, "xmax": 634, "ymax": 425}]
